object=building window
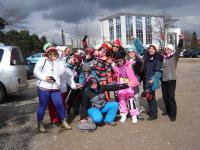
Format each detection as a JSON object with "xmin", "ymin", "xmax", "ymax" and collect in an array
[
  {"xmin": 145, "ymin": 17, "xmax": 152, "ymax": 44},
  {"xmin": 126, "ymin": 16, "xmax": 133, "ymax": 45},
  {"xmin": 109, "ymin": 19, "xmax": 114, "ymax": 42},
  {"xmin": 116, "ymin": 16, "xmax": 121, "ymax": 40},
  {"xmin": 136, "ymin": 16, "xmax": 143, "ymax": 42}
]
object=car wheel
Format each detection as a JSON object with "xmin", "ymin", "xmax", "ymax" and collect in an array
[
  {"xmin": 27, "ymin": 61, "xmax": 31, "ymax": 65},
  {"xmin": 0, "ymin": 83, "xmax": 7, "ymax": 103}
]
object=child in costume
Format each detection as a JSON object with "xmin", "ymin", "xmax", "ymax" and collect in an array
[
  {"xmin": 126, "ymin": 44, "xmax": 144, "ymax": 120},
  {"xmin": 113, "ymin": 53, "xmax": 139, "ymax": 123}
]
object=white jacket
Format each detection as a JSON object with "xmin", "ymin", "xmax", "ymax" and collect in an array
[
  {"xmin": 60, "ymin": 67, "xmax": 77, "ymax": 93},
  {"xmin": 34, "ymin": 57, "xmax": 66, "ymax": 90}
]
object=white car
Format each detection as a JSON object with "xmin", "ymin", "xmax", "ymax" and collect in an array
[{"xmin": 0, "ymin": 44, "xmax": 28, "ymax": 103}]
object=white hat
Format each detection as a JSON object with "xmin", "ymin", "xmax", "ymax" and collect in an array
[
  {"xmin": 56, "ymin": 46, "xmax": 68, "ymax": 52},
  {"xmin": 77, "ymin": 49, "xmax": 86, "ymax": 56},
  {"xmin": 165, "ymin": 44, "xmax": 174, "ymax": 51}
]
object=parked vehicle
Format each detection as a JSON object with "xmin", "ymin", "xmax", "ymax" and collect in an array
[
  {"xmin": 183, "ymin": 49, "xmax": 200, "ymax": 58},
  {"xmin": 179, "ymin": 51, "xmax": 184, "ymax": 57},
  {"xmin": 0, "ymin": 44, "xmax": 28, "ymax": 103},
  {"xmin": 26, "ymin": 53, "xmax": 44, "ymax": 64},
  {"xmin": 26, "ymin": 63, "xmax": 35, "ymax": 78},
  {"xmin": 195, "ymin": 50, "xmax": 200, "ymax": 58}
]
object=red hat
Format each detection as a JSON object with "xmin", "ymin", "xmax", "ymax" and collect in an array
[
  {"xmin": 113, "ymin": 39, "xmax": 121, "ymax": 47},
  {"xmin": 73, "ymin": 54, "xmax": 82, "ymax": 63},
  {"xmin": 101, "ymin": 41, "xmax": 112, "ymax": 51},
  {"xmin": 45, "ymin": 47, "xmax": 57, "ymax": 56}
]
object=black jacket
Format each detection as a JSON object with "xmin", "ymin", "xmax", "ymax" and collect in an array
[{"xmin": 80, "ymin": 83, "xmax": 129, "ymax": 119}]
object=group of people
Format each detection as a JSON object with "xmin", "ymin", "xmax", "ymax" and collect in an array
[{"xmin": 33, "ymin": 34, "xmax": 184, "ymax": 133}]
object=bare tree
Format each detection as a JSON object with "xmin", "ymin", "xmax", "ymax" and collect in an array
[
  {"xmin": 153, "ymin": 11, "xmax": 179, "ymax": 50},
  {"xmin": 0, "ymin": 7, "xmax": 26, "ymax": 30}
]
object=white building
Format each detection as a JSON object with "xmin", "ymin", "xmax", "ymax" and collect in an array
[{"xmin": 100, "ymin": 12, "xmax": 181, "ymax": 49}]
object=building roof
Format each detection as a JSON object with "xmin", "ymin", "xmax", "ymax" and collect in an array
[{"xmin": 99, "ymin": 12, "xmax": 163, "ymax": 22}]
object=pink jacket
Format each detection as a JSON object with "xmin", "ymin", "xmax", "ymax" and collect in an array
[{"xmin": 113, "ymin": 60, "xmax": 139, "ymax": 88}]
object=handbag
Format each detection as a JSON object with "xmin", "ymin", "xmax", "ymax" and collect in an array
[{"xmin": 77, "ymin": 118, "xmax": 96, "ymax": 132}]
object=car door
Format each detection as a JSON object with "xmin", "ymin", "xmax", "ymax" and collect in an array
[{"xmin": 10, "ymin": 47, "xmax": 28, "ymax": 87}]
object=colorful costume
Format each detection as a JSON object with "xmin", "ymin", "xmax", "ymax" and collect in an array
[{"xmin": 113, "ymin": 60, "xmax": 139, "ymax": 117}]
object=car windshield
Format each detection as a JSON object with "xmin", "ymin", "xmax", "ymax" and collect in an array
[
  {"xmin": 33, "ymin": 53, "xmax": 41, "ymax": 57},
  {"xmin": 0, "ymin": 49, "xmax": 3, "ymax": 62}
]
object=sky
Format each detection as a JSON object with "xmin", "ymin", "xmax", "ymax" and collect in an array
[{"xmin": 0, "ymin": 0, "xmax": 200, "ymax": 44}]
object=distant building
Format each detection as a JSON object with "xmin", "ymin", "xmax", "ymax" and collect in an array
[{"xmin": 100, "ymin": 12, "xmax": 181, "ymax": 49}]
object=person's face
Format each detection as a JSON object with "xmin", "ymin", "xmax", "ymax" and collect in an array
[
  {"xmin": 148, "ymin": 46, "xmax": 156, "ymax": 56},
  {"xmin": 94, "ymin": 50, "xmax": 100, "ymax": 57},
  {"xmin": 116, "ymin": 59, "xmax": 124, "ymax": 66},
  {"xmin": 83, "ymin": 70, "xmax": 90, "ymax": 77},
  {"xmin": 86, "ymin": 53, "xmax": 92, "ymax": 59},
  {"xmin": 106, "ymin": 57, "xmax": 113, "ymax": 64},
  {"xmin": 70, "ymin": 56, "xmax": 81, "ymax": 65},
  {"xmin": 65, "ymin": 48, "xmax": 71, "ymax": 56},
  {"xmin": 128, "ymin": 51, "xmax": 136, "ymax": 58},
  {"xmin": 47, "ymin": 51, "xmax": 58, "ymax": 61},
  {"xmin": 112, "ymin": 45, "xmax": 119, "ymax": 52},
  {"xmin": 164, "ymin": 47, "xmax": 172, "ymax": 55},
  {"xmin": 90, "ymin": 82, "xmax": 97, "ymax": 89}
]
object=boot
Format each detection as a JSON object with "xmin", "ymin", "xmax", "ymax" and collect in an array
[
  {"xmin": 120, "ymin": 114, "xmax": 127, "ymax": 123},
  {"xmin": 61, "ymin": 119, "xmax": 72, "ymax": 130},
  {"xmin": 38, "ymin": 121, "xmax": 46, "ymax": 133}
]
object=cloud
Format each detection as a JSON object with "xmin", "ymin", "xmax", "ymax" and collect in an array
[
  {"xmin": 1, "ymin": 0, "xmax": 199, "ymax": 23},
  {"xmin": 1, "ymin": 0, "xmax": 200, "ymax": 39}
]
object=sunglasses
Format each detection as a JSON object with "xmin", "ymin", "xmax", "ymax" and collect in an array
[
  {"xmin": 113, "ymin": 45, "xmax": 119, "ymax": 48},
  {"xmin": 48, "ymin": 52, "xmax": 58, "ymax": 56}
]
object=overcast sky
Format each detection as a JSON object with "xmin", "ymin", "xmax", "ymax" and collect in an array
[{"xmin": 1, "ymin": 0, "xmax": 200, "ymax": 43}]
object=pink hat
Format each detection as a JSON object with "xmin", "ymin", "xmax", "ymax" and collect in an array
[{"xmin": 113, "ymin": 39, "xmax": 121, "ymax": 47}]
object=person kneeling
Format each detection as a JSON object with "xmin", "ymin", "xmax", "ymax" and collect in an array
[{"xmin": 79, "ymin": 77, "xmax": 130, "ymax": 128}]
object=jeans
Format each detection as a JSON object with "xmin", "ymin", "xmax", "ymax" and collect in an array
[
  {"xmin": 161, "ymin": 80, "xmax": 177, "ymax": 117},
  {"xmin": 37, "ymin": 88, "xmax": 65, "ymax": 121},
  {"xmin": 88, "ymin": 102, "xmax": 119, "ymax": 123}
]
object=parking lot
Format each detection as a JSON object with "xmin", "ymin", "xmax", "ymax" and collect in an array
[{"xmin": 0, "ymin": 58, "xmax": 200, "ymax": 150}]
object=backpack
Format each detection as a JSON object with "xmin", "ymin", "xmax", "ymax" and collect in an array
[{"xmin": 77, "ymin": 118, "xmax": 96, "ymax": 132}]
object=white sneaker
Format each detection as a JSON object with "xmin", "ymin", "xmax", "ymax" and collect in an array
[
  {"xmin": 132, "ymin": 115, "xmax": 137, "ymax": 124},
  {"xmin": 120, "ymin": 114, "xmax": 127, "ymax": 123}
]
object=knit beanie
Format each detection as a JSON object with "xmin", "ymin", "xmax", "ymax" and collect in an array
[
  {"xmin": 126, "ymin": 44, "xmax": 137, "ymax": 53},
  {"xmin": 56, "ymin": 46, "xmax": 68, "ymax": 52},
  {"xmin": 101, "ymin": 41, "xmax": 113, "ymax": 51},
  {"xmin": 165, "ymin": 44, "xmax": 174, "ymax": 52},
  {"xmin": 113, "ymin": 39, "xmax": 121, "ymax": 46},
  {"xmin": 73, "ymin": 54, "xmax": 82, "ymax": 63},
  {"xmin": 43, "ymin": 42, "xmax": 54, "ymax": 51},
  {"xmin": 87, "ymin": 76, "xmax": 98, "ymax": 85}
]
